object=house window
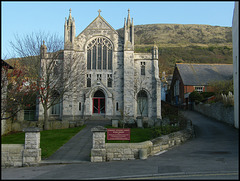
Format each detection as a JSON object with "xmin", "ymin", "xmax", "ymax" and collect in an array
[
  {"xmin": 174, "ymin": 80, "xmax": 179, "ymax": 96},
  {"xmin": 51, "ymin": 90, "xmax": 60, "ymax": 115},
  {"xmin": 87, "ymin": 49, "xmax": 91, "ymax": 69},
  {"xmin": 53, "ymin": 60, "xmax": 59, "ymax": 75},
  {"xmin": 52, "ymin": 103, "xmax": 60, "ymax": 115},
  {"xmin": 87, "ymin": 37, "xmax": 113, "ymax": 70},
  {"xmin": 98, "ymin": 44, "xmax": 102, "ymax": 69},
  {"xmin": 97, "ymin": 74, "xmax": 102, "ymax": 81},
  {"xmin": 92, "ymin": 45, "xmax": 96, "ymax": 69},
  {"xmin": 141, "ymin": 62, "xmax": 146, "ymax": 75},
  {"xmin": 107, "ymin": 74, "xmax": 112, "ymax": 87},
  {"xmin": 79, "ymin": 102, "xmax": 81, "ymax": 111},
  {"xmin": 116, "ymin": 102, "xmax": 119, "ymax": 111},
  {"xmin": 137, "ymin": 90, "xmax": 148, "ymax": 117},
  {"xmin": 87, "ymin": 74, "xmax": 91, "ymax": 87},
  {"xmin": 108, "ymin": 49, "xmax": 112, "ymax": 70},
  {"xmin": 103, "ymin": 45, "xmax": 107, "ymax": 69},
  {"xmin": 195, "ymin": 86, "xmax": 203, "ymax": 92}
]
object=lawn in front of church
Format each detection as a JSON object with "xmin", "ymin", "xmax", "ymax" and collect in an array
[
  {"xmin": 1, "ymin": 122, "xmax": 181, "ymax": 158},
  {"xmin": 1, "ymin": 125, "xmax": 86, "ymax": 159}
]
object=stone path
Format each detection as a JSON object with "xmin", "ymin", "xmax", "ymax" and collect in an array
[{"xmin": 42, "ymin": 119, "xmax": 111, "ymax": 164}]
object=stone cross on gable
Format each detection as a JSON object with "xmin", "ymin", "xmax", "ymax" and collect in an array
[{"xmin": 98, "ymin": 9, "xmax": 101, "ymax": 16}]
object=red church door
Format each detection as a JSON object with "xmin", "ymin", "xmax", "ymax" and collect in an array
[
  {"xmin": 93, "ymin": 98, "xmax": 105, "ymax": 114},
  {"xmin": 92, "ymin": 90, "xmax": 105, "ymax": 114}
]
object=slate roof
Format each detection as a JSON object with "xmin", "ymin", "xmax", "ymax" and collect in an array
[{"xmin": 176, "ymin": 63, "xmax": 233, "ymax": 86}]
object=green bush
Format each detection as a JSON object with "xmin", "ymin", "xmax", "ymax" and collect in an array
[
  {"xmin": 161, "ymin": 101, "xmax": 178, "ymax": 117},
  {"xmin": 200, "ymin": 92, "xmax": 215, "ymax": 98},
  {"xmin": 200, "ymin": 92, "xmax": 215, "ymax": 99},
  {"xmin": 189, "ymin": 91, "xmax": 204, "ymax": 104},
  {"xmin": 209, "ymin": 79, "xmax": 233, "ymax": 95},
  {"xmin": 153, "ymin": 125, "xmax": 180, "ymax": 137}
]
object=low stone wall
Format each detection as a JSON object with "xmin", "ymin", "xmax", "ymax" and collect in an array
[
  {"xmin": 1, "ymin": 127, "xmax": 41, "ymax": 168},
  {"xmin": 150, "ymin": 127, "xmax": 193, "ymax": 155},
  {"xmin": 1, "ymin": 144, "xmax": 24, "ymax": 167},
  {"xmin": 91, "ymin": 120, "xmax": 194, "ymax": 162},
  {"xmin": 106, "ymin": 141, "xmax": 152, "ymax": 161},
  {"xmin": 194, "ymin": 102, "xmax": 234, "ymax": 126},
  {"xmin": 2, "ymin": 119, "xmax": 84, "ymax": 135},
  {"xmin": 40, "ymin": 120, "xmax": 84, "ymax": 130},
  {"xmin": 1, "ymin": 118, "xmax": 12, "ymax": 136}
]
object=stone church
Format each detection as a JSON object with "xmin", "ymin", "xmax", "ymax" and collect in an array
[{"xmin": 38, "ymin": 9, "xmax": 161, "ymax": 125}]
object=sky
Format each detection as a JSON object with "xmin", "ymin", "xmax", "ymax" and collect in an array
[{"xmin": 1, "ymin": 1, "xmax": 235, "ymax": 59}]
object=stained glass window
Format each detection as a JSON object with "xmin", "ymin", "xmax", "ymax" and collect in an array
[{"xmin": 87, "ymin": 37, "xmax": 113, "ymax": 71}]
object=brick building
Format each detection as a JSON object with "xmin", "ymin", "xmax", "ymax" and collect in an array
[{"xmin": 170, "ymin": 63, "xmax": 233, "ymax": 108}]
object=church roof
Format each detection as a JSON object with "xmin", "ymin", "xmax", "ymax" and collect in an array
[
  {"xmin": 78, "ymin": 9, "xmax": 119, "ymax": 37},
  {"xmin": 176, "ymin": 63, "xmax": 233, "ymax": 85}
]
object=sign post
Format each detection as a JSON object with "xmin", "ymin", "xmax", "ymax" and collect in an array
[{"xmin": 107, "ymin": 128, "xmax": 130, "ymax": 142}]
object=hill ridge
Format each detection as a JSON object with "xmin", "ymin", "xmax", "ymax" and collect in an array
[{"xmin": 117, "ymin": 23, "xmax": 232, "ymax": 75}]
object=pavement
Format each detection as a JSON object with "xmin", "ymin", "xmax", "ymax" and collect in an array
[
  {"xmin": 41, "ymin": 118, "xmax": 111, "ymax": 165},
  {"xmin": 1, "ymin": 110, "xmax": 239, "ymax": 180}
]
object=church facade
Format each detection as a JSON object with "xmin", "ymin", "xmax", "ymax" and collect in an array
[{"xmin": 38, "ymin": 9, "xmax": 161, "ymax": 125}]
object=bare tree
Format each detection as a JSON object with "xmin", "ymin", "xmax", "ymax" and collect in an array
[
  {"xmin": 39, "ymin": 50, "xmax": 85, "ymax": 130},
  {"xmin": 133, "ymin": 70, "xmax": 151, "ymax": 118},
  {"xmin": 120, "ymin": 68, "xmax": 151, "ymax": 128},
  {"xmin": 8, "ymin": 31, "xmax": 86, "ymax": 130}
]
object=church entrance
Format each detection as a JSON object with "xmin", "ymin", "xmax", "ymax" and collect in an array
[{"xmin": 92, "ymin": 90, "xmax": 105, "ymax": 114}]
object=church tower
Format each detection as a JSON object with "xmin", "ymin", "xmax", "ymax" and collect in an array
[
  {"xmin": 123, "ymin": 9, "xmax": 135, "ymax": 118},
  {"xmin": 40, "ymin": 40, "xmax": 47, "ymax": 58},
  {"xmin": 152, "ymin": 45, "xmax": 161, "ymax": 119},
  {"xmin": 124, "ymin": 9, "xmax": 134, "ymax": 50},
  {"xmin": 64, "ymin": 8, "xmax": 76, "ymax": 49}
]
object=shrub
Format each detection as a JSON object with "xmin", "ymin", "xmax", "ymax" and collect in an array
[
  {"xmin": 209, "ymin": 79, "xmax": 233, "ymax": 95},
  {"xmin": 200, "ymin": 92, "xmax": 215, "ymax": 99},
  {"xmin": 218, "ymin": 91, "xmax": 234, "ymax": 107},
  {"xmin": 153, "ymin": 125, "xmax": 180, "ymax": 137},
  {"xmin": 189, "ymin": 91, "xmax": 204, "ymax": 104}
]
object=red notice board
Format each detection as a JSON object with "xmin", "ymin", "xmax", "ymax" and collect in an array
[{"xmin": 107, "ymin": 128, "xmax": 130, "ymax": 141}]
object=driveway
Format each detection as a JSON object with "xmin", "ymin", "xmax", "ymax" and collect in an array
[{"xmin": 1, "ymin": 110, "xmax": 238, "ymax": 180}]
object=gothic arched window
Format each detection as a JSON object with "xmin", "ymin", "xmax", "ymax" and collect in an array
[
  {"xmin": 137, "ymin": 90, "xmax": 148, "ymax": 117},
  {"xmin": 51, "ymin": 90, "xmax": 60, "ymax": 115},
  {"xmin": 87, "ymin": 37, "xmax": 113, "ymax": 70}
]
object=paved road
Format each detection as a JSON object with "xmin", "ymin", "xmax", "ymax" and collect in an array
[{"xmin": 1, "ymin": 111, "xmax": 239, "ymax": 180}]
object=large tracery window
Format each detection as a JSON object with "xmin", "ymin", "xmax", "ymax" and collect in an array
[{"xmin": 87, "ymin": 37, "xmax": 113, "ymax": 70}]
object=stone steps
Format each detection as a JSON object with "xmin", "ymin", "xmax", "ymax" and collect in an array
[{"xmin": 86, "ymin": 116, "xmax": 111, "ymax": 121}]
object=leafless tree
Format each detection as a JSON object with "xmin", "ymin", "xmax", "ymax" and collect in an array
[
  {"xmin": 133, "ymin": 70, "xmax": 151, "ymax": 118},
  {"xmin": 7, "ymin": 31, "xmax": 86, "ymax": 130},
  {"xmin": 120, "ymin": 68, "xmax": 151, "ymax": 128}
]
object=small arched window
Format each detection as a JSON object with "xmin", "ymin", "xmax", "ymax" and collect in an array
[
  {"xmin": 137, "ymin": 90, "xmax": 148, "ymax": 117},
  {"xmin": 51, "ymin": 90, "xmax": 60, "ymax": 115},
  {"xmin": 87, "ymin": 37, "xmax": 113, "ymax": 70}
]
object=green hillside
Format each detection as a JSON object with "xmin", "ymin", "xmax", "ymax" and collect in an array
[{"xmin": 117, "ymin": 24, "xmax": 233, "ymax": 75}]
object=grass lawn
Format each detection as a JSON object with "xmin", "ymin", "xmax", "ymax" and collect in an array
[
  {"xmin": 1, "ymin": 124, "xmax": 182, "ymax": 158},
  {"xmin": 1, "ymin": 125, "xmax": 86, "ymax": 159}
]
